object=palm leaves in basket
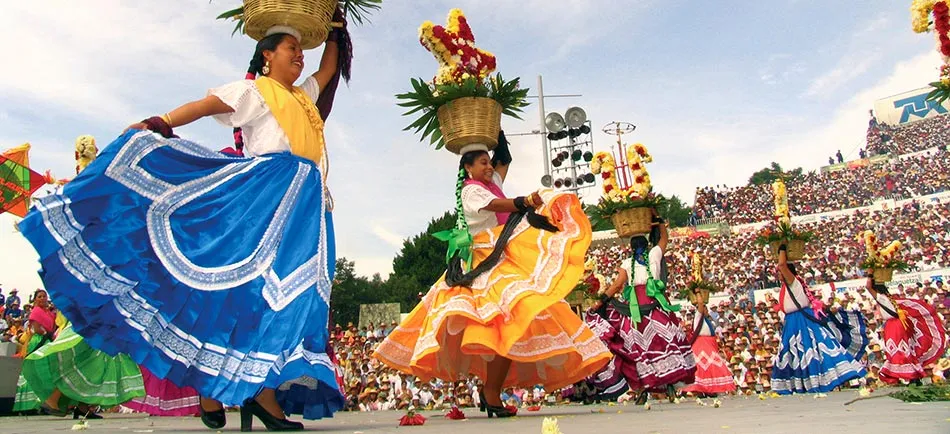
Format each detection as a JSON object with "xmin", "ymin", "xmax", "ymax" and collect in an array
[
  {"xmin": 397, "ymin": 74, "xmax": 529, "ymax": 149},
  {"xmin": 215, "ymin": 0, "xmax": 382, "ymax": 36}
]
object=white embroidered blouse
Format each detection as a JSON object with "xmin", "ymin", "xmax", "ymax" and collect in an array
[
  {"xmin": 207, "ymin": 76, "xmax": 321, "ymax": 158},
  {"xmin": 619, "ymin": 246, "xmax": 664, "ymax": 287},
  {"xmin": 461, "ymin": 172, "xmax": 505, "ymax": 235}
]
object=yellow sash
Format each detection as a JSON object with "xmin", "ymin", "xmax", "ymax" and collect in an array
[{"xmin": 254, "ymin": 76, "xmax": 327, "ymax": 173}]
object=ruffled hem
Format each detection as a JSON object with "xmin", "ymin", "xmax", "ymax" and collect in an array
[
  {"xmin": 21, "ymin": 325, "xmax": 145, "ymax": 407},
  {"xmin": 771, "ymin": 310, "xmax": 866, "ymax": 394},
  {"xmin": 682, "ymin": 337, "xmax": 735, "ymax": 394},
  {"xmin": 375, "ymin": 191, "xmax": 610, "ymax": 389},
  {"xmin": 585, "ymin": 303, "xmax": 696, "ymax": 390},
  {"xmin": 123, "ymin": 366, "xmax": 200, "ymax": 416},
  {"xmin": 18, "ymin": 131, "xmax": 342, "ymax": 417}
]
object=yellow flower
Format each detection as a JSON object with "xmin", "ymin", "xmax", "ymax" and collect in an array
[
  {"xmin": 912, "ymin": 0, "xmax": 937, "ymax": 33},
  {"xmin": 541, "ymin": 417, "xmax": 563, "ymax": 434}
]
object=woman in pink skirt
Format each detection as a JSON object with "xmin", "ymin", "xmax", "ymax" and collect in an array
[{"xmin": 682, "ymin": 301, "xmax": 735, "ymax": 397}]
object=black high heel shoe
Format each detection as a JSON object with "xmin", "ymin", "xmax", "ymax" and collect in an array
[
  {"xmin": 240, "ymin": 399, "xmax": 303, "ymax": 432},
  {"xmin": 486, "ymin": 404, "xmax": 517, "ymax": 419},
  {"xmin": 199, "ymin": 405, "xmax": 227, "ymax": 430},
  {"xmin": 635, "ymin": 390, "xmax": 649, "ymax": 406},
  {"xmin": 478, "ymin": 390, "xmax": 487, "ymax": 412},
  {"xmin": 667, "ymin": 385, "xmax": 677, "ymax": 403}
]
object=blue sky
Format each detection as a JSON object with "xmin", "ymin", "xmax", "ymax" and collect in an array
[{"xmin": 0, "ymin": 0, "xmax": 942, "ymax": 293}]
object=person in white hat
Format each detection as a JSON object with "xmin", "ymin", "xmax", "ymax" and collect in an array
[{"xmin": 18, "ymin": 10, "xmax": 351, "ymax": 433}]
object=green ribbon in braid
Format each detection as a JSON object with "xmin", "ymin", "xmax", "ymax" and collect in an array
[
  {"xmin": 433, "ymin": 168, "xmax": 474, "ymax": 272},
  {"xmin": 621, "ymin": 249, "xmax": 679, "ymax": 324}
]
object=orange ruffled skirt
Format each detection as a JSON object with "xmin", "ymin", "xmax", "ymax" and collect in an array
[{"xmin": 374, "ymin": 192, "xmax": 610, "ymax": 390}]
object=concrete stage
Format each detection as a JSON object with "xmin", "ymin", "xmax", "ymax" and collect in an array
[{"xmin": 0, "ymin": 389, "xmax": 947, "ymax": 433}]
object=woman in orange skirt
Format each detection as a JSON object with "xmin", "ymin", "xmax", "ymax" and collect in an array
[{"xmin": 374, "ymin": 133, "xmax": 610, "ymax": 418}]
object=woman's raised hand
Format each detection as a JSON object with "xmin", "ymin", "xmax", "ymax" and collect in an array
[{"xmin": 124, "ymin": 122, "xmax": 148, "ymax": 133}]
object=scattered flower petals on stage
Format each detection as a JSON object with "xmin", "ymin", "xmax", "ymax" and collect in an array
[
  {"xmin": 399, "ymin": 409, "xmax": 427, "ymax": 426},
  {"xmin": 444, "ymin": 406, "xmax": 466, "ymax": 420},
  {"xmin": 541, "ymin": 417, "xmax": 563, "ymax": 434}
]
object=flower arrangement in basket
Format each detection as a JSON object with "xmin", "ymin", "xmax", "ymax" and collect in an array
[
  {"xmin": 675, "ymin": 252, "xmax": 722, "ymax": 305},
  {"xmin": 754, "ymin": 178, "xmax": 813, "ymax": 261},
  {"xmin": 910, "ymin": 0, "xmax": 950, "ymax": 103},
  {"xmin": 589, "ymin": 143, "xmax": 665, "ymax": 237},
  {"xmin": 396, "ymin": 9, "xmax": 529, "ymax": 152},
  {"xmin": 216, "ymin": 0, "xmax": 382, "ymax": 49},
  {"xmin": 857, "ymin": 230, "xmax": 910, "ymax": 283},
  {"xmin": 568, "ymin": 258, "xmax": 607, "ymax": 308}
]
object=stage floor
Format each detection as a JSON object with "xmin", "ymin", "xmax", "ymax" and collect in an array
[{"xmin": 0, "ymin": 389, "xmax": 947, "ymax": 434}]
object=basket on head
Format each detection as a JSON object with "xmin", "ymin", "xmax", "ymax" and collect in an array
[
  {"xmin": 243, "ymin": 0, "xmax": 336, "ymax": 50},
  {"xmin": 437, "ymin": 97, "xmax": 502, "ymax": 155},
  {"xmin": 698, "ymin": 289, "xmax": 711, "ymax": 304},
  {"xmin": 610, "ymin": 207, "xmax": 653, "ymax": 238},
  {"xmin": 769, "ymin": 239, "xmax": 805, "ymax": 261},
  {"xmin": 872, "ymin": 268, "xmax": 894, "ymax": 284}
]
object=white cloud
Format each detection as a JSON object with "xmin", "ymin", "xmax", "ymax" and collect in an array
[
  {"xmin": 803, "ymin": 52, "xmax": 883, "ymax": 97},
  {"xmin": 0, "ymin": 1, "xmax": 940, "ymax": 285},
  {"xmin": 371, "ymin": 223, "xmax": 406, "ymax": 249}
]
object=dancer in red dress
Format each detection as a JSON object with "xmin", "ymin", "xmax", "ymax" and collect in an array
[{"xmin": 866, "ymin": 275, "xmax": 947, "ymax": 384}]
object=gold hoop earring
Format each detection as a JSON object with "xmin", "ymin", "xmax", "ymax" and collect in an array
[{"xmin": 262, "ymin": 60, "xmax": 271, "ymax": 75}]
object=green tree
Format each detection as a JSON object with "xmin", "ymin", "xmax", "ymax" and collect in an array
[
  {"xmin": 329, "ymin": 257, "xmax": 385, "ymax": 327},
  {"xmin": 383, "ymin": 211, "xmax": 457, "ymax": 311},
  {"xmin": 748, "ymin": 162, "xmax": 802, "ymax": 186},
  {"xmin": 657, "ymin": 194, "xmax": 692, "ymax": 228}
]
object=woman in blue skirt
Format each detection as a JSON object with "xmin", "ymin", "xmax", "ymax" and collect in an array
[
  {"xmin": 770, "ymin": 244, "xmax": 866, "ymax": 394},
  {"xmin": 19, "ymin": 23, "xmax": 348, "ymax": 432}
]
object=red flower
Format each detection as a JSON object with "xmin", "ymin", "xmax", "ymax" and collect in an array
[
  {"xmin": 457, "ymin": 16, "xmax": 475, "ymax": 41},
  {"xmin": 601, "ymin": 172, "xmax": 611, "ymax": 180},
  {"xmin": 635, "ymin": 175, "xmax": 646, "ymax": 184},
  {"xmin": 630, "ymin": 163, "xmax": 642, "ymax": 171},
  {"xmin": 399, "ymin": 412, "xmax": 427, "ymax": 426},
  {"xmin": 445, "ymin": 406, "xmax": 466, "ymax": 420},
  {"xmin": 604, "ymin": 184, "xmax": 614, "ymax": 192}
]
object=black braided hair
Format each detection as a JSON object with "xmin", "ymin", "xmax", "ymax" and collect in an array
[
  {"xmin": 442, "ymin": 150, "xmax": 557, "ymax": 287},
  {"xmin": 233, "ymin": 33, "xmax": 291, "ymax": 151}
]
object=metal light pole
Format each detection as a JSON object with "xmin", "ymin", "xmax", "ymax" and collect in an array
[
  {"xmin": 537, "ymin": 76, "xmax": 549, "ymax": 178},
  {"xmin": 526, "ymin": 75, "xmax": 581, "ymax": 180}
]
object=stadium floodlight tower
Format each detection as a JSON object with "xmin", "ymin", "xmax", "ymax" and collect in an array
[
  {"xmin": 602, "ymin": 121, "xmax": 637, "ymax": 191},
  {"xmin": 540, "ymin": 107, "xmax": 596, "ymax": 196}
]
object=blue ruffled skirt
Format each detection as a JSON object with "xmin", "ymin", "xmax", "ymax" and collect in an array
[
  {"xmin": 771, "ymin": 309, "xmax": 867, "ymax": 394},
  {"xmin": 18, "ymin": 131, "xmax": 343, "ymax": 419}
]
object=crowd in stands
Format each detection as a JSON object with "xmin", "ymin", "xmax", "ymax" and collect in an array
[
  {"xmin": 329, "ymin": 323, "xmax": 560, "ymax": 411},
  {"xmin": 866, "ymin": 113, "xmax": 950, "ymax": 156},
  {"xmin": 0, "ymin": 287, "xmax": 36, "ymax": 351},
  {"xmin": 693, "ymin": 148, "xmax": 950, "ymax": 225},
  {"xmin": 592, "ymin": 201, "xmax": 950, "ymax": 296}
]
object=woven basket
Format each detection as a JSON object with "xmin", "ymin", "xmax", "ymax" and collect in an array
[
  {"xmin": 873, "ymin": 268, "xmax": 894, "ymax": 284},
  {"xmin": 698, "ymin": 289, "xmax": 711, "ymax": 305},
  {"xmin": 243, "ymin": 0, "xmax": 336, "ymax": 50},
  {"xmin": 769, "ymin": 239, "xmax": 805, "ymax": 261},
  {"xmin": 610, "ymin": 207, "xmax": 653, "ymax": 238},
  {"xmin": 437, "ymin": 97, "xmax": 502, "ymax": 154}
]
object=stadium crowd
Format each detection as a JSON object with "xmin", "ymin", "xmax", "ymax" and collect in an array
[
  {"xmin": 866, "ymin": 112, "xmax": 950, "ymax": 156},
  {"xmin": 692, "ymin": 147, "xmax": 950, "ymax": 225}
]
